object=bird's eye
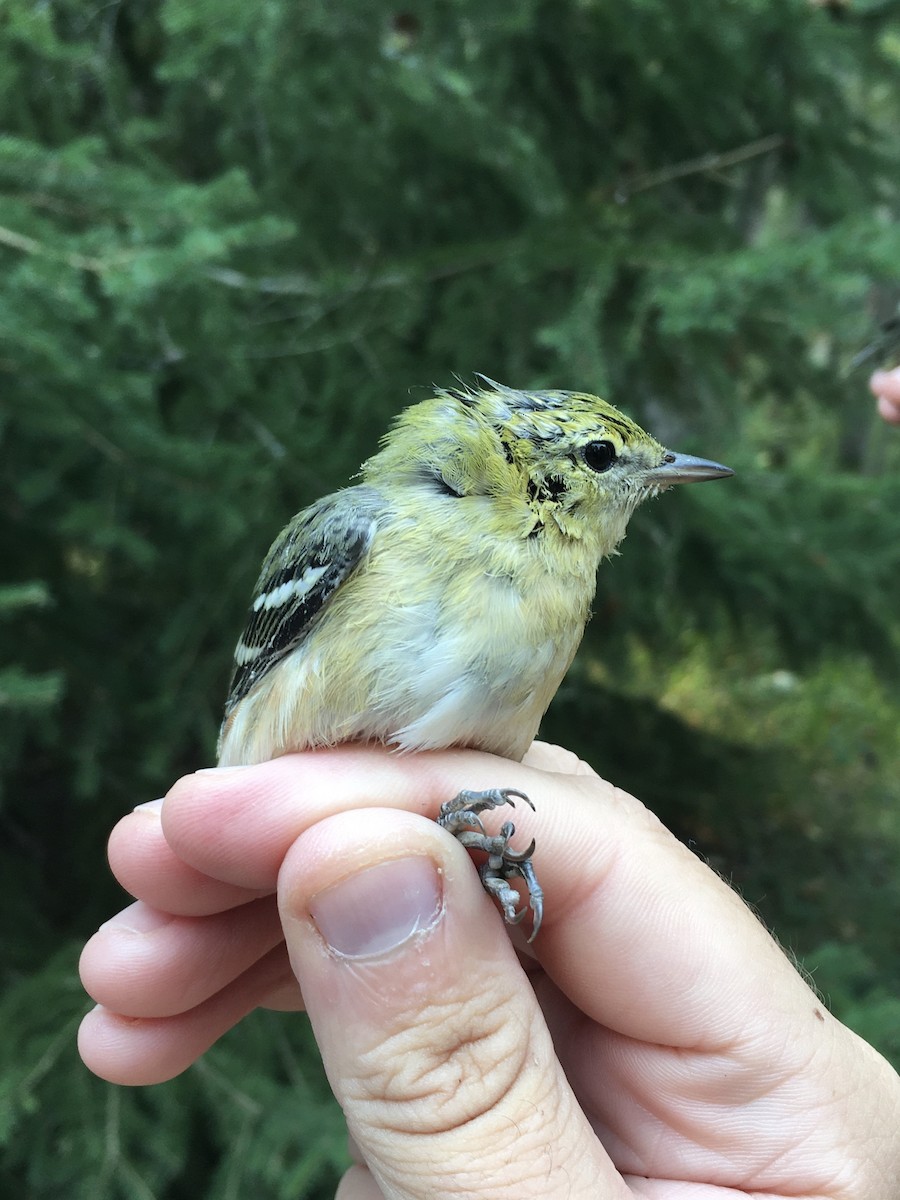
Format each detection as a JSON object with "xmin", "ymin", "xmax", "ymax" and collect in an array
[{"xmin": 582, "ymin": 440, "xmax": 618, "ymax": 473}]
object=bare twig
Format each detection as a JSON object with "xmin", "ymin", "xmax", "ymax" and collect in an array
[{"xmin": 614, "ymin": 134, "xmax": 785, "ymax": 202}]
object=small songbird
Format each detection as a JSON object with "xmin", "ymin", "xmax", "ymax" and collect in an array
[{"xmin": 218, "ymin": 377, "xmax": 733, "ymax": 937}]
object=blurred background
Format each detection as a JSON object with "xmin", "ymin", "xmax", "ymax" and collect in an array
[{"xmin": 2, "ymin": 1, "xmax": 900, "ymax": 1195}]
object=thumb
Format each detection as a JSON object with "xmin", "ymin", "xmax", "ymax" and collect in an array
[{"xmin": 277, "ymin": 807, "xmax": 619, "ymax": 1200}]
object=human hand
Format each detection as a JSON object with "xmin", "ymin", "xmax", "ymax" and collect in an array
[
  {"xmin": 79, "ymin": 744, "xmax": 900, "ymax": 1199},
  {"xmin": 870, "ymin": 367, "xmax": 900, "ymax": 425}
]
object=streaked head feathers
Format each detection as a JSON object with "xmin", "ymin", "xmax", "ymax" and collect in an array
[{"xmin": 364, "ymin": 376, "xmax": 731, "ymax": 548}]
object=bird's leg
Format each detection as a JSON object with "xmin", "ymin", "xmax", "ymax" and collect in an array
[{"xmin": 437, "ymin": 788, "xmax": 543, "ymax": 941}]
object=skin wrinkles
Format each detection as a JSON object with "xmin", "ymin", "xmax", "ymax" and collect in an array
[
  {"xmin": 343, "ymin": 990, "xmax": 540, "ymax": 1138},
  {"xmin": 348, "ymin": 1020, "xmax": 584, "ymax": 1200}
]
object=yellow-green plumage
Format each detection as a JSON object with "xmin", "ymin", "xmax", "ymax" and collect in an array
[{"xmin": 218, "ymin": 379, "xmax": 731, "ymax": 769}]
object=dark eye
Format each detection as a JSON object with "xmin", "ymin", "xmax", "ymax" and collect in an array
[{"xmin": 582, "ymin": 440, "xmax": 618, "ymax": 473}]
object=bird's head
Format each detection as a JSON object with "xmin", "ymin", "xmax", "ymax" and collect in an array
[{"xmin": 365, "ymin": 377, "xmax": 732, "ymax": 558}]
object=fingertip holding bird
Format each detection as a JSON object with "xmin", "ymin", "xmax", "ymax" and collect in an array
[
  {"xmin": 308, "ymin": 855, "xmax": 444, "ymax": 960},
  {"xmin": 275, "ymin": 807, "xmax": 536, "ymax": 1045},
  {"xmin": 156, "ymin": 748, "xmax": 543, "ymax": 896},
  {"xmin": 291, "ymin": 802, "xmax": 548, "ymax": 960},
  {"xmin": 275, "ymin": 807, "xmax": 543, "ymax": 1074},
  {"xmin": 277, "ymin": 807, "xmax": 472, "ymax": 961}
]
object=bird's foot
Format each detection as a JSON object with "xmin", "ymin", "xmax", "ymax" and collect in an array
[{"xmin": 438, "ymin": 788, "xmax": 543, "ymax": 942}]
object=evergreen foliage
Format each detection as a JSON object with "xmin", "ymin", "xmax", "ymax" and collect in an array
[{"xmin": 2, "ymin": 1, "xmax": 899, "ymax": 1194}]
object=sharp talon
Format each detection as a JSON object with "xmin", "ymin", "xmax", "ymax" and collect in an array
[
  {"xmin": 519, "ymin": 860, "xmax": 544, "ymax": 943},
  {"xmin": 502, "ymin": 837, "xmax": 536, "ymax": 864}
]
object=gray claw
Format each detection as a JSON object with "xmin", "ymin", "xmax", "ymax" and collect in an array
[{"xmin": 438, "ymin": 786, "xmax": 543, "ymax": 941}]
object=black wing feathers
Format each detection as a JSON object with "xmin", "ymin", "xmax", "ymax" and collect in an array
[{"xmin": 224, "ymin": 489, "xmax": 380, "ymax": 714}]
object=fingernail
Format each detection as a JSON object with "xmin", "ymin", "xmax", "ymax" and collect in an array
[
  {"xmin": 133, "ymin": 798, "xmax": 164, "ymax": 815},
  {"xmin": 310, "ymin": 856, "xmax": 443, "ymax": 958}
]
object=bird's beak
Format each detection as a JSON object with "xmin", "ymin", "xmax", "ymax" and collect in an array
[{"xmin": 647, "ymin": 451, "xmax": 734, "ymax": 486}]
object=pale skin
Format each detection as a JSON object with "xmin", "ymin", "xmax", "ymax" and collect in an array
[
  {"xmin": 79, "ymin": 742, "xmax": 900, "ymax": 1200},
  {"xmin": 870, "ymin": 366, "xmax": 900, "ymax": 424}
]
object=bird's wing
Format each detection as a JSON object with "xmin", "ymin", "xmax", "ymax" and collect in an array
[{"xmin": 224, "ymin": 487, "xmax": 380, "ymax": 714}]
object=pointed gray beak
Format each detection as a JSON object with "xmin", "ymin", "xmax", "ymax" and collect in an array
[{"xmin": 647, "ymin": 451, "xmax": 734, "ymax": 485}]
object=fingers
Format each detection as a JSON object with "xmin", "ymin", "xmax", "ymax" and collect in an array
[
  {"xmin": 160, "ymin": 750, "xmax": 459, "ymax": 890},
  {"xmin": 80, "ymin": 745, "xmax": 554, "ymax": 1088},
  {"xmin": 81, "ymin": 744, "xmax": 817, "ymax": 1095},
  {"xmin": 80, "ymin": 748, "xmax": 900, "ymax": 1195},
  {"xmin": 870, "ymin": 367, "xmax": 900, "ymax": 424},
  {"xmin": 78, "ymin": 943, "xmax": 295, "ymax": 1085},
  {"xmin": 79, "ymin": 896, "xmax": 285, "ymax": 1017},
  {"xmin": 521, "ymin": 740, "xmax": 598, "ymax": 775},
  {"xmin": 109, "ymin": 801, "xmax": 271, "ymax": 916},
  {"xmin": 109, "ymin": 743, "xmax": 590, "ymax": 921},
  {"xmin": 278, "ymin": 807, "xmax": 622, "ymax": 1200},
  {"xmin": 158, "ymin": 745, "xmax": 602, "ymax": 895},
  {"xmin": 160, "ymin": 748, "xmax": 814, "ymax": 1049}
]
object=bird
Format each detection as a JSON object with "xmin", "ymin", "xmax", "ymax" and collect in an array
[{"xmin": 217, "ymin": 377, "xmax": 733, "ymax": 938}]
